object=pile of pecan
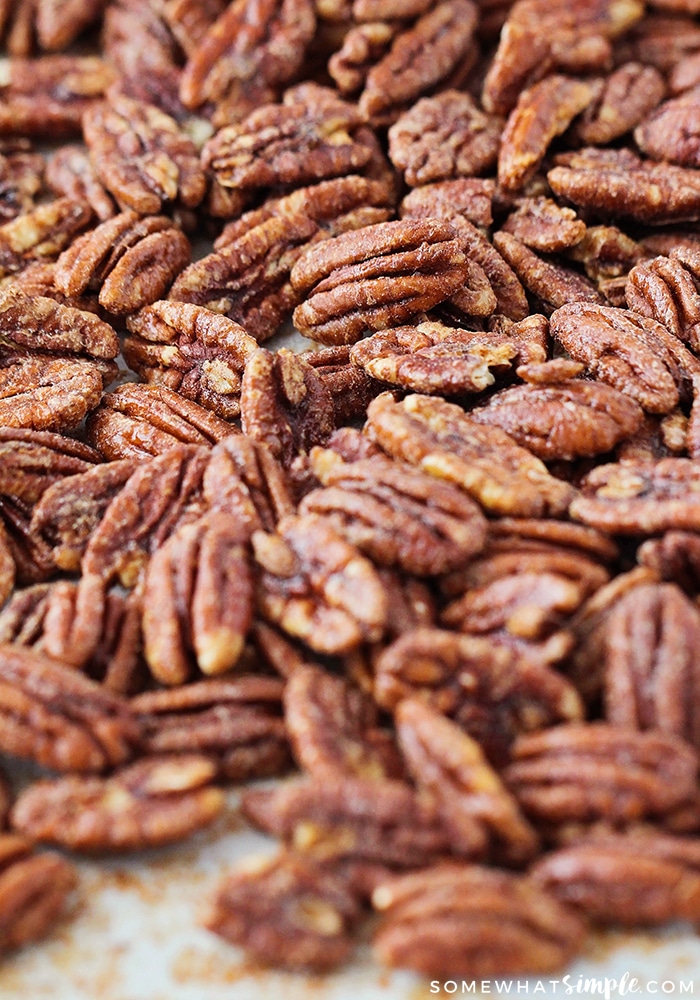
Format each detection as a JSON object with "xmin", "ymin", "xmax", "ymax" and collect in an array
[{"xmin": 6, "ymin": 0, "xmax": 700, "ymax": 983}]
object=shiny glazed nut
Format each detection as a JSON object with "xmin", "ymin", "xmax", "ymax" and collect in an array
[
  {"xmin": 573, "ymin": 62, "xmax": 665, "ymax": 145},
  {"xmin": 626, "ymin": 247, "xmax": 700, "ymax": 352},
  {"xmin": 0, "ymin": 197, "xmax": 92, "ymax": 277},
  {"xmin": 501, "ymin": 198, "xmax": 586, "ymax": 254},
  {"xmin": 493, "ymin": 231, "xmax": 604, "ymax": 311},
  {"xmin": 45, "ymin": 144, "xmax": 115, "ymax": 221},
  {"xmin": 0, "ymin": 287, "xmax": 119, "ymax": 360},
  {"xmin": 0, "ymin": 835, "xmax": 77, "ymax": 953},
  {"xmin": 0, "ymin": 55, "xmax": 115, "ymax": 135},
  {"xmin": 0, "ymin": 353, "xmax": 104, "ymax": 432},
  {"xmin": 203, "ymin": 434, "xmax": 295, "ymax": 532}
]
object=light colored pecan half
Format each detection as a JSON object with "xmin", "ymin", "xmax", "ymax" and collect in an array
[
  {"xmin": 0, "ymin": 288, "xmax": 118, "ymax": 360},
  {"xmin": 0, "ymin": 353, "xmax": 104, "ymax": 432},
  {"xmin": 0, "ymin": 196, "xmax": 92, "ymax": 277},
  {"xmin": 0, "ymin": 835, "xmax": 76, "ymax": 953},
  {"xmin": 573, "ymin": 62, "xmax": 665, "ymax": 144},
  {"xmin": 626, "ymin": 247, "xmax": 700, "ymax": 352}
]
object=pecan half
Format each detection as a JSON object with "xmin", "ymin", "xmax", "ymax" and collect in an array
[
  {"xmin": 0, "ymin": 56, "xmax": 115, "ymax": 136},
  {"xmin": 0, "ymin": 196, "xmax": 92, "ymax": 277},
  {"xmin": 0, "ymin": 353, "xmax": 104, "ymax": 432},
  {"xmin": 501, "ymin": 198, "xmax": 586, "ymax": 254},
  {"xmin": 573, "ymin": 62, "xmax": 665, "ymax": 145},
  {"xmin": 399, "ymin": 177, "xmax": 495, "ymax": 229},
  {"xmin": 635, "ymin": 86, "xmax": 700, "ymax": 169},
  {"xmin": 0, "ymin": 835, "xmax": 76, "ymax": 953},
  {"xmin": 0, "ymin": 139, "xmax": 43, "ymax": 223},
  {"xmin": 0, "ymin": 288, "xmax": 118, "ymax": 360},
  {"xmin": 626, "ymin": 248, "xmax": 700, "ymax": 352},
  {"xmin": 0, "ymin": 426, "xmax": 99, "ymax": 507},
  {"xmin": 45, "ymin": 145, "xmax": 115, "ymax": 222},
  {"xmin": 637, "ymin": 530, "xmax": 700, "ymax": 593},
  {"xmin": 328, "ymin": 22, "xmax": 397, "ymax": 97},
  {"xmin": 203, "ymin": 434, "xmax": 295, "ymax": 532},
  {"xmin": 493, "ymin": 231, "xmax": 604, "ymax": 312}
]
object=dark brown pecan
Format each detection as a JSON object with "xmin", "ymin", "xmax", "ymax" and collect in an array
[
  {"xmin": 253, "ymin": 513, "xmax": 388, "ymax": 654},
  {"xmin": 0, "ymin": 288, "xmax": 118, "ymax": 360},
  {"xmin": 501, "ymin": 198, "xmax": 586, "ymax": 254},
  {"xmin": 304, "ymin": 344, "xmax": 384, "ymax": 424},
  {"xmin": 86, "ymin": 384, "xmax": 233, "ymax": 462},
  {"xmin": 637, "ymin": 530, "xmax": 700, "ymax": 593},
  {"xmin": 12, "ymin": 755, "xmax": 224, "ymax": 852},
  {"xmin": 170, "ymin": 176, "xmax": 392, "ymax": 342},
  {"xmin": 0, "ymin": 835, "xmax": 76, "ymax": 953},
  {"xmin": 0, "ymin": 643, "xmax": 140, "ymax": 772},
  {"xmin": 0, "ymin": 56, "xmax": 115, "ymax": 136},
  {"xmin": 388, "ymin": 90, "xmax": 502, "ymax": 186},
  {"xmin": 372, "ymin": 863, "xmax": 586, "ymax": 977},
  {"xmin": 54, "ymin": 212, "xmax": 190, "ymax": 316},
  {"xmin": 498, "ymin": 75, "xmax": 598, "ymax": 192},
  {"xmin": 396, "ymin": 698, "xmax": 539, "ymax": 865},
  {"xmin": 132, "ymin": 676, "xmax": 289, "ymax": 782},
  {"xmin": 366, "ymin": 393, "xmax": 575, "ymax": 518},
  {"xmin": 0, "ymin": 426, "xmax": 99, "ymax": 507},
  {"xmin": 0, "ymin": 353, "xmax": 104, "ymax": 432},
  {"xmin": 203, "ymin": 434, "xmax": 295, "ymax": 532},
  {"xmin": 240, "ymin": 348, "xmax": 335, "ymax": 466},
  {"xmin": 400, "ymin": 177, "xmax": 496, "ymax": 229},
  {"xmin": 328, "ymin": 22, "xmax": 397, "ymax": 96},
  {"xmin": 548, "ymin": 147, "xmax": 700, "ymax": 224},
  {"xmin": 358, "ymin": 1, "xmax": 479, "ymax": 126},
  {"xmin": 618, "ymin": 13, "xmax": 700, "ymax": 72},
  {"xmin": 142, "ymin": 512, "xmax": 253, "ymax": 685},
  {"xmin": 530, "ymin": 829, "xmax": 700, "ymax": 925},
  {"xmin": 504, "ymin": 723, "xmax": 699, "ymax": 828},
  {"xmin": 45, "ymin": 145, "xmax": 115, "ymax": 222},
  {"xmin": 290, "ymin": 218, "xmax": 473, "ymax": 346},
  {"xmin": 349, "ymin": 322, "xmax": 517, "ymax": 395},
  {"xmin": 573, "ymin": 62, "xmax": 665, "ymax": 144},
  {"xmin": 299, "ymin": 446, "xmax": 487, "ymax": 576},
  {"xmin": 493, "ymin": 231, "xmax": 604, "ymax": 311},
  {"xmin": 0, "ymin": 197, "xmax": 92, "ymax": 277},
  {"xmin": 180, "ymin": 0, "xmax": 316, "ymax": 124},
  {"xmin": 284, "ymin": 663, "xmax": 402, "ymax": 780},
  {"xmin": 635, "ymin": 86, "xmax": 700, "ymax": 169},
  {"xmin": 0, "ymin": 140, "xmax": 43, "ymax": 224},
  {"xmin": 374, "ymin": 628, "xmax": 583, "ymax": 766},
  {"xmin": 470, "ymin": 377, "xmax": 644, "ymax": 461},
  {"xmin": 204, "ymin": 851, "xmax": 360, "ymax": 971},
  {"xmin": 626, "ymin": 248, "xmax": 700, "ymax": 352},
  {"xmin": 83, "ymin": 92, "xmax": 206, "ymax": 214}
]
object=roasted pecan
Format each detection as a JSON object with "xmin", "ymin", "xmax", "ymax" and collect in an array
[
  {"xmin": 0, "ymin": 56, "xmax": 115, "ymax": 136},
  {"xmin": 162, "ymin": 0, "xmax": 228, "ymax": 56},
  {"xmin": 366, "ymin": 393, "xmax": 575, "ymax": 518},
  {"xmin": 567, "ymin": 226, "xmax": 647, "ymax": 302},
  {"xmin": 388, "ymin": 90, "xmax": 502, "ymax": 186},
  {"xmin": 504, "ymin": 723, "xmax": 699, "ymax": 828},
  {"xmin": 0, "ymin": 498, "xmax": 55, "ymax": 586},
  {"xmin": 400, "ymin": 177, "xmax": 496, "ymax": 229},
  {"xmin": 328, "ymin": 22, "xmax": 397, "ymax": 97},
  {"xmin": 501, "ymin": 198, "xmax": 586, "ymax": 254},
  {"xmin": 0, "ymin": 523, "xmax": 14, "ymax": 608},
  {"xmin": 0, "ymin": 427, "xmax": 99, "ymax": 507},
  {"xmin": 637, "ymin": 530, "xmax": 700, "ymax": 593},
  {"xmin": 0, "ymin": 835, "xmax": 76, "ymax": 953},
  {"xmin": 573, "ymin": 62, "xmax": 665, "ymax": 144},
  {"xmin": 0, "ymin": 353, "xmax": 104, "ymax": 432},
  {"xmin": 374, "ymin": 628, "xmax": 583, "ymax": 766},
  {"xmin": 635, "ymin": 86, "xmax": 700, "ymax": 169},
  {"xmin": 0, "ymin": 139, "xmax": 43, "ymax": 224},
  {"xmin": 493, "ymin": 231, "xmax": 604, "ymax": 312},
  {"xmin": 618, "ymin": 13, "xmax": 700, "ymax": 72},
  {"xmin": 670, "ymin": 49, "xmax": 700, "ymax": 95},
  {"xmin": 253, "ymin": 513, "xmax": 388, "ymax": 654},
  {"xmin": 299, "ymin": 446, "xmax": 487, "ymax": 576},
  {"xmin": 0, "ymin": 643, "xmax": 140, "ymax": 772},
  {"xmin": 203, "ymin": 434, "xmax": 295, "ymax": 532},
  {"xmin": 83, "ymin": 92, "xmax": 206, "ymax": 214},
  {"xmin": 0, "ymin": 197, "xmax": 92, "ymax": 277},
  {"xmin": 45, "ymin": 145, "xmax": 115, "ymax": 222},
  {"xmin": 626, "ymin": 248, "xmax": 700, "ymax": 352},
  {"xmin": 12, "ymin": 754, "xmax": 224, "ymax": 852},
  {"xmin": 86, "ymin": 384, "xmax": 233, "ymax": 461},
  {"xmin": 372, "ymin": 863, "xmax": 586, "ymax": 977},
  {"xmin": 0, "ymin": 288, "xmax": 118, "ymax": 360},
  {"xmin": 1, "ymin": 260, "xmax": 98, "ymax": 312},
  {"xmin": 34, "ymin": 0, "xmax": 107, "ymax": 51},
  {"xmin": 204, "ymin": 851, "xmax": 360, "ymax": 971},
  {"xmin": 304, "ymin": 344, "xmax": 384, "ymax": 424}
]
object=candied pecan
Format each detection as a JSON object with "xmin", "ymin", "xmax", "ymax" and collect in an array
[
  {"xmin": 0, "ymin": 496, "xmax": 55, "ymax": 585},
  {"xmin": 626, "ymin": 248, "xmax": 700, "ymax": 352},
  {"xmin": 0, "ymin": 523, "xmax": 13, "ymax": 607},
  {"xmin": 291, "ymin": 218, "xmax": 473, "ymax": 346},
  {"xmin": 566, "ymin": 226, "xmax": 647, "ymax": 299},
  {"xmin": 304, "ymin": 345, "xmax": 384, "ymax": 424},
  {"xmin": 0, "ymin": 56, "xmax": 115, "ymax": 136},
  {"xmin": 573, "ymin": 62, "xmax": 665, "ymax": 144},
  {"xmin": 637, "ymin": 531, "xmax": 700, "ymax": 593},
  {"xmin": 45, "ymin": 145, "xmax": 115, "ymax": 222},
  {"xmin": 253, "ymin": 513, "xmax": 388, "ymax": 654},
  {"xmin": 501, "ymin": 198, "xmax": 586, "ymax": 254},
  {"xmin": 400, "ymin": 179, "xmax": 494, "ymax": 231},
  {"xmin": 203, "ymin": 435, "xmax": 295, "ymax": 532},
  {"xmin": 670, "ymin": 49, "xmax": 700, "ymax": 95},
  {"xmin": 0, "ymin": 427, "xmax": 99, "ymax": 507},
  {"xmin": 619, "ymin": 14, "xmax": 700, "ymax": 71},
  {"xmin": 530, "ymin": 829, "xmax": 700, "ymax": 926},
  {"xmin": 358, "ymin": 1, "xmax": 479, "ymax": 126},
  {"xmin": 388, "ymin": 90, "xmax": 502, "ymax": 187},
  {"xmin": 504, "ymin": 723, "xmax": 699, "ymax": 827},
  {"xmin": 0, "ymin": 197, "xmax": 92, "ymax": 277},
  {"xmin": 162, "ymin": 0, "xmax": 228, "ymax": 55},
  {"xmin": 83, "ymin": 92, "xmax": 206, "ymax": 215},
  {"xmin": 489, "ymin": 515, "xmax": 619, "ymax": 562},
  {"xmin": 34, "ymin": 0, "xmax": 107, "ymax": 50},
  {"xmin": 205, "ymin": 851, "xmax": 360, "ymax": 971},
  {"xmin": 372, "ymin": 863, "xmax": 586, "ymax": 977},
  {"xmin": 635, "ymin": 86, "xmax": 700, "ymax": 169},
  {"xmin": 0, "ymin": 835, "xmax": 76, "ymax": 953},
  {"xmin": 170, "ymin": 176, "xmax": 392, "ymax": 342},
  {"xmin": 0, "ymin": 353, "xmax": 104, "ymax": 432},
  {"xmin": 240, "ymin": 348, "xmax": 335, "ymax": 466},
  {"xmin": 0, "ymin": 644, "xmax": 139, "ymax": 772},
  {"xmin": 366, "ymin": 393, "xmax": 575, "ymax": 518},
  {"xmin": 493, "ymin": 232, "xmax": 604, "ymax": 311},
  {"xmin": 0, "ymin": 288, "xmax": 118, "ymax": 360},
  {"xmin": 299, "ymin": 446, "xmax": 487, "ymax": 576},
  {"xmin": 133, "ymin": 676, "xmax": 289, "ymax": 782},
  {"xmin": 12, "ymin": 754, "xmax": 224, "ymax": 852},
  {"xmin": 548, "ymin": 148, "xmax": 700, "ymax": 224},
  {"xmin": 0, "ymin": 140, "xmax": 43, "ymax": 224},
  {"xmin": 1, "ymin": 260, "xmax": 97, "ymax": 312},
  {"xmin": 284, "ymin": 664, "xmax": 402, "ymax": 780},
  {"xmin": 374, "ymin": 628, "xmax": 583, "ymax": 766},
  {"xmin": 328, "ymin": 21, "xmax": 397, "ymax": 96},
  {"xmin": 86, "ymin": 384, "xmax": 233, "ymax": 462},
  {"xmin": 180, "ymin": 0, "xmax": 316, "ymax": 124}
]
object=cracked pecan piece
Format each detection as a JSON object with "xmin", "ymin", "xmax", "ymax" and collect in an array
[
  {"xmin": 142, "ymin": 512, "xmax": 254, "ymax": 685},
  {"xmin": 0, "ymin": 835, "xmax": 76, "ymax": 953},
  {"xmin": 0, "ymin": 196, "xmax": 92, "ymax": 277},
  {"xmin": 0, "ymin": 288, "xmax": 118, "ymax": 360},
  {"xmin": 635, "ymin": 86, "xmax": 700, "ymax": 169},
  {"xmin": 501, "ymin": 198, "xmax": 586, "ymax": 254},
  {"xmin": 54, "ymin": 211, "xmax": 190, "ymax": 316},
  {"xmin": 573, "ymin": 62, "xmax": 665, "ymax": 144},
  {"xmin": 253, "ymin": 513, "xmax": 388, "ymax": 654},
  {"xmin": 626, "ymin": 247, "xmax": 700, "ymax": 352},
  {"xmin": 0, "ymin": 643, "xmax": 140, "ymax": 772},
  {"xmin": 299, "ymin": 446, "xmax": 487, "ymax": 576},
  {"xmin": 504, "ymin": 723, "xmax": 699, "ymax": 829},
  {"xmin": 374, "ymin": 628, "xmax": 583, "ymax": 766},
  {"xmin": 132, "ymin": 676, "xmax": 289, "ymax": 782},
  {"xmin": 86, "ymin": 383, "xmax": 233, "ymax": 462},
  {"xmin": 291, "ymin": 218, "xmax": 473, "ymax": 346},
  {"xmin": 372, "ymin": 863, "xmax": 586, "ymax": 977},
  {"xmin": 45, "ymin": 145, "xmax": 115, "ymax": 222},
  {"xmin": 493, "ymin": 231, "xmax": 604, "ymax": 312},
  {"xmin": 366, "ymin": 393, "xmax": 575, "ymax": 518},
  {"xmin": 399, "ymin": 177, "xmax": 495, "ymax": 229},
  {"xmin": 204, "ymin": 851, "xmax": 360, "ymax": 972},
  {"xmin": 12, "ymin": 755, "xmax": 224, "ymax": 853},
  {"xmin": 388, "ymin": 90, "xmax": 502, "ymax": 186},
  {"xmin": 0, "ymin": 353, "xmax": 104, "ymax": 432},
  {"xmin": 83, "ymin": 92, "xmax": 206, "ymax": 214},
  {"xmin": 203, "ymin": 434, "xmax": 295, "ymax": 532}
]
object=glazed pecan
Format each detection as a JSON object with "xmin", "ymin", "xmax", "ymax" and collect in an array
[
  {"xmin": 54, "ymin": 211, "xmax": 190, "ymax": 315},
  {"xmin": 0, "ymin": 524, "xmax": 13, "ymax": 608},
  {"xmin": 0, "ymin": 197, "xmax": 92, "ymax": 277},
  {"xmin": 0, "ymin": 644, "xmax": 139, "ymax": 772},
  {"xmin": 133, "ymin": 676, "xmax": 289, "ymax": 782},
  {"xmin": 501, "ymin": 198, "xmax": 586, "ymax": 254},
  {"xmin": 12, "ymin": 755, "xmax": 224, "ymax": 852},
  {"xmin": 374, "ymin": 629, "xmax": 583, "ymax": 766},
  {"xmin": 0, "ymin": 835, "xmax": 76, "ymax": 953},
  {"xmin": 0, "ymin": 139, "xmax": 43, "ymax": 224},
  {"xmin": 83, "ymin": 92, "xmax": 206, "ymax": 214},
  {"xmin": 86, "ymin": 384, "xmax": 233, "ymax": 461},
  {"xmin": 626, "ymin": 248, "xmax": 700, "ymax": 352},
  {"xmin": 45, "ymin": 145, "xmax": 115, "ymax": 222},
  {"xmin": 619, "ymin": 13, "xmax": 700, "ymax": 72},
  {"xmin": 0, "ymin": 426, "xmax": 99, "ymax": 507},
  {"xmin": 493, "ymin": 232, "xmax": 604, "ymax": 312},
  {"xmin": 366, "ymin": 393, "xmax": 575, "ymax": 518},
  {"xmin": 388, "ymin": 90, "xmax": 502, "ymax": 186},
  {"xmin": 299, "ymin": 446, "xmax": 487, "ymax": 576},
  {"xmin": 205, "ymin": 852, "xmax": 360, "ymax": 971},
  {"xmin": 0, "ymin": 288, "xmax": 118, "ymax": 360},
  {"xmin": 573, "ymin": 62, "xmax": 665, "ymax": 145},
  {"xmin": 567, "ymin": 226, "xmax": 647, "ymax": 303},
  {"xmin": 291, "ymin": 218, "xmax": 473, "ymax": 346},
  {"xmin": 372, "ymin": 864, "xmax": 586, "ymax": 977},
  {"xmin": 203, "ymin": 434, "xmax": 295, "ymax": 532},
  {"xmin": 253, "ymin": 513, "xmax": 388, "ymax": 654},
  {"xmin": 400, "ymin": 177, "xmax": 496, "ymax": 229},
  {"xmin": 504, "ymin": 723, "xmax": 699, "ymax": 827},
  {"xmin": 1, "ymin": 260, "xmax": 98, "ymax": 312},
  {"xmin": 637, "ymin": 531, "xmax": 700, "ymax": 593},
  {"xmin": 0, "ymin": 353, "xmax": 104, "ymax": 432},
  {"xmin": 328, "ymin": 22, "xmax": 397, "ymax": 97},
  {"xmin": 635, "ymin": 86, "xmax": 700, "ymax": 169},
  {"xmin": 34, "ymin": 0, "xmax": 107, "ymax": 50},
  {"xmin": 0, "ymin": 56, "xmax": 115, "ymax": 136},
  {"xmin": 304, "ymin": 344, "xmax": 384, "ymax": 424}
]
